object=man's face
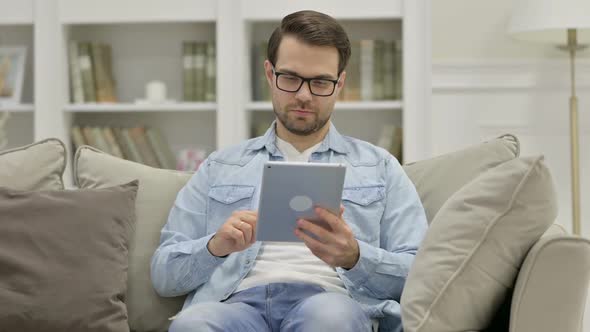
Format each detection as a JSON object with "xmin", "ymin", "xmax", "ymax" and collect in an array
[{"xmin": 265, "ymin": 35, "xmax": 345, "ymax": 136}]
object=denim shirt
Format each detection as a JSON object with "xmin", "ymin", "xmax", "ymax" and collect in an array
[{"xmin": 151, "ymin": 122, "xmax": 428, "ymax": 320}]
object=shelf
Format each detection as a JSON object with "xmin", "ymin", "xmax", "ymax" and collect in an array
[
  {"xmin": 247, "ymin": 100, "xmax": 403, "ymax": 112},
  {"xmin": 0, "ymin": 103, "xmax": 34, "ymax": 113},
  {"xmin": 0, "ymin": 0, "xmax": 33, "ymax": 25},
  {"xmin": 241, "ymin": 0, "xmax": 402, "ymax": 20},
  {"xmin": 58, "ymin": 0, "xmax": 217, "ymax": 24},
  {"xmin": 64, "ymin": 102, "xmax": 217, "ymax": 113}
]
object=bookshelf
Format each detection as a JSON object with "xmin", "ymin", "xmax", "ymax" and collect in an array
[
  {"xmin": 6, "ymin": 0, "xmax": 429, "ymax": 182},
  {"xmin": 0, "ymin": 0, "xmax": 35, "ymax": 149}
]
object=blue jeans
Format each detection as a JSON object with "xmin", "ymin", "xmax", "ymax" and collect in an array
[{"xmin": 169, "ymin": 282, "xmax": 372, "ymax": 332}]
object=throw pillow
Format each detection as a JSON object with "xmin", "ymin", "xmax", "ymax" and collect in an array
[
  {"xmin": 74, "ymin": 146, "xmax": 192, "ymax": 332},
  {"xmin": 0, "ymin": 181, "xmax": 138, "ymax": 332},
  {"xmin": 401, "ymin": 155, "xmax": 557, "ymax": 332},
  {"xmin": 403, "ymin": 134, "xmax": 519, "ymax": 223},
  {"xmin": 0, "ymin": 138, "xmax": 66, "ymax": 191}
]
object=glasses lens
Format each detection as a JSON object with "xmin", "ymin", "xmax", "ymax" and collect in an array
[
  {"xmin": 277, "ymin": 74, "xmax": 302, "ymax": 92},
  {"xmin": 310, "ymin": 79, "xmax": 335, "ymax": 96}
]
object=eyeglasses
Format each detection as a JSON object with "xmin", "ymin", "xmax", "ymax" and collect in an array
[{"xmin": 272, "ymin": 67, "xmax": 339, "ymax": 97}]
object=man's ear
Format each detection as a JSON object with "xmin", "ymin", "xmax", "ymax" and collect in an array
[
  {"xmin": 264, "ymin": 60, "xmax": 274, "ymax": 88},
  {"xmin": 337, "ymin": 70, "xmax": 346, "ymax": 89}
]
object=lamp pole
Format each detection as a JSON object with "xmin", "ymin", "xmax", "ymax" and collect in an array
[{"xmin": 562, "ymin": 29, "xmax": 586, "ymax": 235}]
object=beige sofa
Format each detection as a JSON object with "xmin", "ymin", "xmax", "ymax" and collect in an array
[{"xmin": 1, "ymin": 135, "xmax": 589, "ymax": 332}]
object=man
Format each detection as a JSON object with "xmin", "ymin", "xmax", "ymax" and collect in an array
[{"xmin": 151, "ymin": 10, "xmax": 427, "ymax": 332}]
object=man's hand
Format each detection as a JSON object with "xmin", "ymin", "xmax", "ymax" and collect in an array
[
  {"xmin": 294, "ymin": 206, "xmax": 360, "ymax": 269},
  {"xmin": 207, "ymin": 210, "xmax": 258, "ymax": 257}
]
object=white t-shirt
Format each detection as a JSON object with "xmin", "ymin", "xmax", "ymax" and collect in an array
[{"xmin": 235, "ymin": 136, "xmax": 348, "ymax": 295}]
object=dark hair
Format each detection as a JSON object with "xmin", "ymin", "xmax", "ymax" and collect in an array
[{"xmin": 267, "ymin": 10, "xmax": 351, "ymax": 75}]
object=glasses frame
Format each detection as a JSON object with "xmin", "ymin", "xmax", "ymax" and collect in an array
[{"xmin": 271, "ymin": 66, "xmax": 340, "ymax": 97}]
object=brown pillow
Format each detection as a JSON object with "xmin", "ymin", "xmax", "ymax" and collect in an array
[{"xmin": 0, "ymin": 181, "xmax": 139, "ymax": 332}]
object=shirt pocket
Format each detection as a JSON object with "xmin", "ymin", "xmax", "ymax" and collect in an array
[
  {"xmin": 206, "ymin": 185, "xmax": 255, "ymax": 234},
  {"xmin": 341, "ymin": 185, "xmax": 386, "ymax": 244}
]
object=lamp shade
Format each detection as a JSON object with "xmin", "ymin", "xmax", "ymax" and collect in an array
[{"xmin": 508, "ymin": 0, "xmax": 590, "ymax": 43}]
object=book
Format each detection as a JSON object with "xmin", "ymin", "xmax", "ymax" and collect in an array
[
  {"xmin": 70, "ymin": 126, "xmax": 86, "ymax": 150},
  {"xmin": 343, "ymin": 40, "xmax": 361, "ymax": 101},
  {"xmin": 372, "ymin": 40, "xmax": 385, "ymax": 100},
  {"xmin": 194, "ymin": 42, "xmax": 207, "ymax": 101},
  {"xmin": 145, "ymin": 127, "xmax": 177, "ymax": 170},
  {"xmin": 129, "ymin": 126, "xmax": 161, "ymax": 168},
  {"xmin": 91, "ymin": 126, "xmax": 112, "ymax": 154},
  {"xmin": 112, "ymin": 127, "xmax": 134, "ymax": 162},
  {"xmin": 205, "ymin": 41, "xmax": 216, "ymax": 102},
  {"xmin": 102, "ymin": 127, "xmax": 124, "ymax": 159},
  {"xmin": 120, "ymin": 128, "xmax": 144, "ymax": 164},
  {"xmin": 382, "ymin": 41, "xmax": 396, "ymax": 100},
  {"xmin": 92, "ymin": 43, "xmax": 117, "ymax": 103},
  {"xmin": 360, "ymin": 40, "xmax": 374, "ymax": 101},
  {"xmin": 78, "ymin": 42, "xmax": 96, "ymax": 103},
  {"xmin": 182, "ymin": 41, "xmax": 195, "ymax": 101},
  {"xmin": 68, "ymin": 42, "xmax": 84, "ymax": 103}
]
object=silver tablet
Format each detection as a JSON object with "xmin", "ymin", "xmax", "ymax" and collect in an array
[{"xmin": 256, "ymin": 161, "xmax": 346, "ymax": 242}]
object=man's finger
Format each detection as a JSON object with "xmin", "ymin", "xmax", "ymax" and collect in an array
[
  {"xmin": 231, "ymin": 226, "xmax": 246, "ymax": 247},
  {"xmin": 297, "ymin": 219, "xmax": 334, "ymax": 243},
  {"xmin": 295, "ymin": 227, "xmax": 328, "ymax": 256},
  {"xmin": 315, "ymin": 207, "xmax": 343, "ymax": 230},
  {"xmin": 236, "ymin": 221, "xmax": 252, "ymax": 244},
  {"xmin": 238, "ymin": 214, "xmax": 257, "ymax": 227}
]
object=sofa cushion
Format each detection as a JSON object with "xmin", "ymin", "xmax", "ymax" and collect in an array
[
  {"xmin": 74, "ymin": 146, "xmax": 192, "ymax": 332},
  {"xmin": 0, "ymin": 181, "xmax": 138, "ymax": 332},
  {"xmin": 0, "ymin": 138, "xmax": 66, "ymax": 191},
  {"xmin": 403, "ymin": 134, "xmax": 519, "ymax": 223},
  {"xmin": 401, "ymin": 155, "xmax": 557, "ymax": 332}
]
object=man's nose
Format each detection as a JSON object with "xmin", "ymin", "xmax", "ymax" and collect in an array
[{"xmin": 295, "ymin": 81, "xmax": 313, "ymax": 102}]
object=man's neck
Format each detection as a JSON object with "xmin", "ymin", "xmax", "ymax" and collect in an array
[{"xmin": 275, "ymin": 121, "xmax": 330, "ymax": 153}]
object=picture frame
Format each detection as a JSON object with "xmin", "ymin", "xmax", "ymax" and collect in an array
[{"xmin": 0, "ymin": 46, "xmax": 27, "ymax": 106}]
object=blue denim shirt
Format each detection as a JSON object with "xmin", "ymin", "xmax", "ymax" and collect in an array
[{"xmin": 151, "ymin": 122, "xmax": 428, "ymax": 320}]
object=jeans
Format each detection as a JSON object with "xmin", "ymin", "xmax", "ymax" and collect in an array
[{"xmin": 169, "ymin": 282, "xmax": 372, "ymax": 332}]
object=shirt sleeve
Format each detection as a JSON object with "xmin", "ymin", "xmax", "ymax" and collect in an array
[
  {"xmin": 337, "ymin": 155, "xmax": 428, "ymax": 302},
  {"xmin": 150, "ymin": 157, "xmax": 226, "ymax": 297}
]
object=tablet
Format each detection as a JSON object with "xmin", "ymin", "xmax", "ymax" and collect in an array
[{"xmin": 256, "ymin": 161, "xmax": 346, "ymax": 242}]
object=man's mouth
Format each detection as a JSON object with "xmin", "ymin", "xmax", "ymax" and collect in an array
[{"xmin": 291, "ymin": 109, "xmax": 314, "ymax": 116}]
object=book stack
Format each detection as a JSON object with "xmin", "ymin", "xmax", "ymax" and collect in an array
[
  {"xmin": 71, "ymin": 125, "xmax": 178, "ymax": 170},
  {"xmin": 252, "ymin": 41, "xmax": 270, "ymax": 101},
  {"xmin": 340, "ymin": 39, "xmax": 403, "ymax": 101},
  {"xmin": 182, "ymin": 41, "xmax": 216, "ymax": 102},
  {"xmin": 69, "ymin": 41, "xmax": 117, "ymax": 103}
]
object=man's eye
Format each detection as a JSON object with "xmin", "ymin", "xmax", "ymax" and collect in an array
[
  {"xmin": 311, "ymin": 80, "xmax": 330, "ymax": 87},
  {"xmin": 283, "ymin": 76, "xmax": 299, "ymax": 82}
]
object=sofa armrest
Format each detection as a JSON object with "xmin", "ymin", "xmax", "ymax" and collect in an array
[{"xmin": 510, "ymin": 227, "xmax": 590, "ymax": 332}]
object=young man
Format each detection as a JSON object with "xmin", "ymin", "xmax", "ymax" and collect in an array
[{"xmin": 151, "ymin": 10, "xmax": 427, "ymax": 332}]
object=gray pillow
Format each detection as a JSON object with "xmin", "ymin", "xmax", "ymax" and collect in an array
[
  {"xmin": 0, "ymin": 138, "xmax": 66, "ymax": 191},
  {"xmin": 401, "ymin": 156, "xmax": 557, "ymax": 332},
  {"xmin": 0, "ymin": 181, "xmax": 138, "ymax": 332},
  {"xmin": 403, "ymin": 134, "xmax": 519, "ymax": 223},
  {"xmin": 75, "ymin": 146, "xmax": 192, "ymax": 332}
]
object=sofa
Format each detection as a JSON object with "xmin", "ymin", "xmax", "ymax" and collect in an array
[{"xmin": 0, "ymin": 134, "xmax": 589, "ymax": 332}]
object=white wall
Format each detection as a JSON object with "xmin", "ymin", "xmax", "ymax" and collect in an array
[
  {"xmin": 432, "ymin": 1, "xmax": 590, "ymax": 330},
  {"xmin": 432, "ymin": 0, "xmax": 590, "ymax": 60}
]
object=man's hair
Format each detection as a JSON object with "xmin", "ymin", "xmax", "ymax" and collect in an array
[{"xmin": 267, "ymin": 10, "xmax": 351, "ymax": 75}]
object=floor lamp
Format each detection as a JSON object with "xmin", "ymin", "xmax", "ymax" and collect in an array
[{"xmin": 508, "ymin": 0, "xmax": 590, "ymax": 235}]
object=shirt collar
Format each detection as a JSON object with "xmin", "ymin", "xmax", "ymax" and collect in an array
[{"xmin": 246, "ymin": 120, "xmax": 349, "ymax": 155}]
